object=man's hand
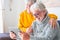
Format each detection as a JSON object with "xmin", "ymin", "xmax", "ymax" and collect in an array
[
  {"xmin": 23, "ymin": 33, "xmax": 30, "ymax": 40},
  {"xmin": 18, "ymin": 31, "xmax": 30, "ymax": 40},
  {"xmin": 26, "ymin": 26, "xmax": 33, "ymax": 35}
]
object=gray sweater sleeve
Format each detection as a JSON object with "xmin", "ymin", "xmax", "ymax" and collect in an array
[{"xmin": 30, "ymin": 21, "xmax": 36, "ymax": 40}]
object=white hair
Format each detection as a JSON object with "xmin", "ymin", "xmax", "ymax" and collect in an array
[
  {"xmin": 25, "ymin": 0, "xmax": 36, "ymax": 4},
  {"xmin": 30, "ymin": 2, "xmax": 46, "ymax": 12}
]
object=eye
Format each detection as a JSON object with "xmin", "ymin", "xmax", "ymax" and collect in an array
[
  {"xmin": 37, "ymin": 14, "xmax": 39, "ymax": 15},
  {"xmin": 34, "ymin": 14, "xmax": 36, "ymax": 16}
]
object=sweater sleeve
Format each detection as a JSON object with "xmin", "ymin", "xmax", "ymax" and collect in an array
[{"xmin": 18, "ymin": 12, "xmax": 27, "ymax": 32}]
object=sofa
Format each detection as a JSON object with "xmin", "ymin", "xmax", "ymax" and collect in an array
[
  {"xmin": 0, "ymin": 33, "xmax": 13, "ymax": 40},
  {"xmin": 58, "ymin": 20, "xmax": 60, "ymax": 26}
]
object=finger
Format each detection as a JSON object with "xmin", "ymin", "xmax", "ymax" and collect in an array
[{"xmin": 52, "ymin": 21, "xmax": 57, "ymax": 29}]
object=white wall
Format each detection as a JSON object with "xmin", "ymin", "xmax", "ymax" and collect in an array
[
  {"xmin": 8, "ymin": 0, "xmax": 25, "ymax": 32},
  {"xmin": 47, "ymin": 7, "xmax": 60, "ymax": 20},
  {"xmin": 3, "ymin": 0, "xmax": 25, "ymax": 32}
]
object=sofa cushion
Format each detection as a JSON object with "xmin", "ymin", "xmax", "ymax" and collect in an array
[{"xmin": 57, "ymin": 20, "xmax": 60, "ymax": 26}]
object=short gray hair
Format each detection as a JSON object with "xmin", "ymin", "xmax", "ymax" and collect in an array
[
  {"xmin": 25, "ymin": 0, "xmax": 36, "ymax": 4},
  {"xmin": 30, "ymin": 2, "xmax": 46, "ymax": 12}
]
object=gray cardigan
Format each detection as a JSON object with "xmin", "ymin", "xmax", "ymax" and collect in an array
[{"xmin": 30, "ymin": 15, "xmax": 60, "ymax": 40}]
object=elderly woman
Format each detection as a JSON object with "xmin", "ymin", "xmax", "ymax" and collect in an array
[
  {"xmin": 10, "ymin": 0, "xmax": 36, "ymax": 40},
  {"xmin": 26, "ymin": 2, "xmax": 60, "ymax": 40}
]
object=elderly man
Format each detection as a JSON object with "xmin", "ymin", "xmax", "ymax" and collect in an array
[{"xmin": 26, "ymin": 2, "xmax": 60, "ymax": 40}]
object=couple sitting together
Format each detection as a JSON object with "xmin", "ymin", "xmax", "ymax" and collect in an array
[{"xmin": 10, "ymin": 0, "xmax": 60, "ymax": 40}]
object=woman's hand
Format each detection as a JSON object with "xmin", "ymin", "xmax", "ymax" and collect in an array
[
  {"xmin": 9, "ymin": 32, "xmax": 16, "ymax": 39},
  {"xmin": 49, "ymin": 18, "xmax": 57, "ymax": 29}
]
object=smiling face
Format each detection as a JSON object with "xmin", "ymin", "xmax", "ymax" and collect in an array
[
  {"xmin": 32, "ymin": 9, "xmax": 47, "ymax": 21},
  {"xmin": 26, "ymin": 1, "xmax": 33, "ymax": 10}
]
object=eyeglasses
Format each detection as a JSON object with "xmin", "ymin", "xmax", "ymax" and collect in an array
[
  {"xmin": 33, "ymin": 10, "xmax": 45, "ymax": 17},
  {"xmin": 33, "ymin": 13, "xmax": 40, "ymax": 18}
]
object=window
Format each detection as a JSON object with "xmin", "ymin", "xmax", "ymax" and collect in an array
[{"xmin": 0, "ymin": 0, "xmax": 3, "ymax": 33}]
